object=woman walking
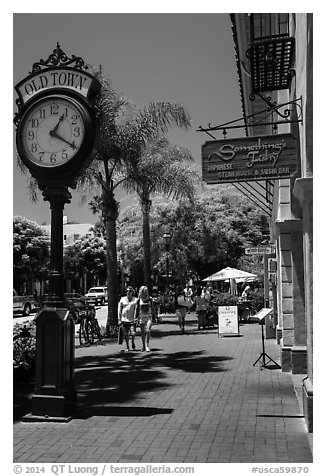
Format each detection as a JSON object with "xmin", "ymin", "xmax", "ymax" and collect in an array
[
  {"xmin": 174, "ymin": 286, "xmax": 190, "ymax": 333},
  {"xmin": 194, "ymin": 287, "xmax": 209, "ymax": 330},
  {"xmin": 135, "ymin": 286, "xmax": 155, "ymax": 352},
  {"xmin": 118, "ymin": 286, "xmax": 138, "ymax": 352}
]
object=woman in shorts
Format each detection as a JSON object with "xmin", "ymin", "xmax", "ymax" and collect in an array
[
  {"xmin": 118, "ymin": 286, "xmax": 137, "ymax": 352},
  {"xmin": 135, "ymin": 286, "xmax": 155, "ymax": 352}
]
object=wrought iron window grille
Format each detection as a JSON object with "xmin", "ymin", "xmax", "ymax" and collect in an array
[{"xmin": 246, "ymin": 35, "xmax": 295, "ymax": 94}]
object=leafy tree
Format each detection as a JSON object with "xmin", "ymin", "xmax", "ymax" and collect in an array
[
  {"xmin": 117, "ymin": 186, "xmax": 268, "ymax": 286},
  {"xmin": 13, "ymin": 216, "xmax": 50, "ymax": 293},
  {"xmin": 64, "ymin": 235, "xmax": 106, "ymax": 289}
]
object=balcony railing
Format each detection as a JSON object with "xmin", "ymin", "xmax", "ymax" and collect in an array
[
  {"xmin": 245, "ymin": 14, "xmax": 295, "ymax": 93},
  {"xmin": 246, "ymin": 34, "xmax": 295, "ymax": 93}
]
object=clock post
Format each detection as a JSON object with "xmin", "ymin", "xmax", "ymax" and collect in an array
[
  {"xmin": 43, "ymin": 186, "xmax": 72, "ymax": 304},
  {"xmin": 14, "ymin": 44, "xmax": 101, "ymax": 421}
]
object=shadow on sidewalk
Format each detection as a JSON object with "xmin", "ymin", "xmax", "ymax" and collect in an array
[
  {"xmin": 74, "ymin": 350, "xmax": 233, "ymax": 413},
  {"xmin": 13, "ymin": 348, "xmax": 233, "ymax": 422},
  {"xmin": 75, "ymin": 405, "xmax": 174, "ymax": 419},
  {"xmin": 151, "ymin": 327, "xmax": 220, "ymax": 337},
  {"xmin": 13, "ymin": 378, "xmax": 34, "ymax": 423}
]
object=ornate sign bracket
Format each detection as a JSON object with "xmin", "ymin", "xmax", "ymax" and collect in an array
[{"xmin": 197, "ymin": 96, "xmax": 303, "ymax": 139}]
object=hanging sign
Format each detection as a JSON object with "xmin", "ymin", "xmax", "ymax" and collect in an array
[
  {"xmin": 245, "ymin": 246, "xmax": 276, "ymax": 255},
  {"xmin": 202, "ymin": 133, "xmax": 297, "ymax": 184},
  {"xmin": 218, "ymin": 306, "xmax": 239, "ymax": 336}
]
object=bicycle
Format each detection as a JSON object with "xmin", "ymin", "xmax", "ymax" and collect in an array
[
  {"xmin": 88, "ymin": 314, "xmax": 102, "ymax": 342},
  {"xmin": 79, "ymin": 312, "xmax": 102, "ymax": 345}
]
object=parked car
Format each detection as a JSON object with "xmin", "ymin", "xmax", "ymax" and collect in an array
[
  {"xmin": 84, "ymin": 286, "xmax": 107, "ymax": 305},
  {"xmin": 64, "ymin": 294, "xmax": 96, "ymax": 323},
  {"xmin": 13, "ymin": 289, "xmax": 37, "ymax": 316}
]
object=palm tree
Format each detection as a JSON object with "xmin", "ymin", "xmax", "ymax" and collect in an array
[
  {"xmin": 78, "ymin": 69, "xmax": 193, "ymax": 332},
  {"xmin": 122, "ymin": 137, "xmax": 201, "ymax": 291}
]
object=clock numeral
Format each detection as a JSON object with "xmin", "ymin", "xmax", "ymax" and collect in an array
[
  {"xmin": 31, "ymin": 143, "xmax": 38, "ymax": 153},
  {"xmin": 38, "ymin": 151, "xmax": 45, "ymax": 161},
  {"xmin": 73, "ymin": 127, "xmax": 81, "ymax": 137},
  {"xmin": 31, "ymin": 118, "xmax": 39, "ymax": 128},
  {"xmin": 50, "ymin": 153, "xmax": 57, "ymax": 164},
  {"xmin": 62, "ymin": 151, "xmax": 68, "ymax": 160},
  {"xmin": 28, "ymin": 130, "xmax": 35, "ymax": 140},
  {"xmin": 71, "ymin": 114, "xmax": 78, "ymax": 125},
  {"xmin": 51, "ymin": 105, "xmax": 59, "ymax": 115},
  {"xmin": 39, "ymin": 109, "xmax": 46, "ymax": 119}
]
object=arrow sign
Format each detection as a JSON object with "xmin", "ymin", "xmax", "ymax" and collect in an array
[{"xmin": 245, "ymin": 246, "xmax": 276, "ymax": 255}]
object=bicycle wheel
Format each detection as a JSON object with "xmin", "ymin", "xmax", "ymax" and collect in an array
[
  {"xmin": 79, "ymin": 321, "xmax": 88, "ymax": 345},
  {"xmin": 91, "ymin": 318, "xmax": 102, "ymax": 340},
  {"xmin": 86, "ymin": 320, "xmax": 94, "ymax": 344}
]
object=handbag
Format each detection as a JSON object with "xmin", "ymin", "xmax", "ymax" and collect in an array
[{"xmin": 118, "ymin": 325, "xmax": 123, "ymax": 345}]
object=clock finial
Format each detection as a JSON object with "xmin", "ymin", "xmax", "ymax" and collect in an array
[{"xmin": 30, "ymin": 44, "xmax": 88, "ymax": 73}]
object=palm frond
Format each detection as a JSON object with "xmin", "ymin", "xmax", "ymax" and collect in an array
[{"xmin": 122, "ymin": 135, "xmax": 201, "ymax": 204}]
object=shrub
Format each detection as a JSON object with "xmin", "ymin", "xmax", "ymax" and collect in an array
[
  {"xmin": 13, "ymin": 321, "xmax": 36, "ymax": 372},
  {"xmin": 211, "ymin": 292, "xmax": 240, "ymax": 307},
  {"xmin": 248, "ymin": 289, "xmax": 265, "ymax": 314}
]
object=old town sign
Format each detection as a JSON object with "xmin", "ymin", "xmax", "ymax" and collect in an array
[{"xmin": 202, "ymin": 133, "xmax": 297, "ymax": 184}]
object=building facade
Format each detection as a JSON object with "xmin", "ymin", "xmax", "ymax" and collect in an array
[
  {"xmin": 42, "ymin": 215, "xmax": 94, "ymax": 247},
  {"xmin": 230, "ymin": 13, "xmax": 313, "ymax": 432}
]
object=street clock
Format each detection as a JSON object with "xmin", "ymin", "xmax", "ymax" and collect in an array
[
  {"xmin": 13, "ymin": 44, "xmax": 102, "ymax": 421},
  {"xmin": 16, "ymin": 92, "xmax": 95, "ymax": 178},
  {"xmin": 14, "ymin": 43, "xmax": 100, "ymax": 186}
]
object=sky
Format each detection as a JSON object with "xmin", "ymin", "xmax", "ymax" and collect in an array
[{"xmin": 12, "ymin": 12, "xmax": 243, "ymax": 225}]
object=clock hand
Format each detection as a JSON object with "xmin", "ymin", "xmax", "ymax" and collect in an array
[
  {"xmin": 50, "ymin": 114, "xmax": 65, "ymax": 134},
  {"xmin": 49, "ymin": 130, "xmax": 77, "ymax": 149}
]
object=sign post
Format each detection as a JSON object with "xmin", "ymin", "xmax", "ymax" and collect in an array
[{"xmin": 252, "ymin": 308, "xmax": 281, "ymax": 369}]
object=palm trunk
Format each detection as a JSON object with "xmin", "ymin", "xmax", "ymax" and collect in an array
[
  {"xmin": 102, "ymin": 186, "xmax": 119, "ymax": 334},
  {"xmin": 105, "ymin": 218, "xmax": 119, "ymax": 332},
  {"xmin": 141, "ymin": 199, "xmax": 152, "ymax": 292}
]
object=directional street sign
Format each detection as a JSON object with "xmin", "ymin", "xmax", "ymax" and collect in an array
[{"xmin": 245, "ymin": 246, "xmax": 276, "ymax": 255}]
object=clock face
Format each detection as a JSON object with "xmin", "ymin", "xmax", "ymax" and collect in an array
[{"xmin": 19, "ymin": 96, "xmax": 87, "ymax": 167}]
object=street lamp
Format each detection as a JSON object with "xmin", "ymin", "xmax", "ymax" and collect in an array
[{"xmin": 163, "ymin": 232, "xmax": 172, "ymax": 291}]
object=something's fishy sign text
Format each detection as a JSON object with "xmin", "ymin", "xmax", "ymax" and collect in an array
[{"xmin": 202, "ymin": 134, "xmax": 297, "ymax": 183}]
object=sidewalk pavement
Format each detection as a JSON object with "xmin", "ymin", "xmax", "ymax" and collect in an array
[{"xmin": 13, "ymin": 314, "xmax": 313, "ymax": 463}]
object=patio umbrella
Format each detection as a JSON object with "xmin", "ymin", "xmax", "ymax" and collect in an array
[{"xmin": 202, "ymin": 267, "xmax": 257, "ymax": 282}]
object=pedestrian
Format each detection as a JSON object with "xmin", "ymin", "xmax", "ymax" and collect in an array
[
  {"xmin": 118, "ymin": 286, "xmax": 138, "ymax": 352},
  {"xmin": 184, "ymin": 284, "xmax": 194, "ymax": 313},
  {"xmin": 151, "ymin": 290, "xmax": 160, "ymax": 322},
  {"xmin": 33, "ymin": 289, "xmax": 38, "ymax": 303},
  {"xmin": 194, "ymin": 287, "xmax": 209, "ymax": 330},
  {"xmin": 134, "ymin": 285, "xmax": 155, "ymax": 352},
  {"xmin": 174, "ymin": 285, "xmax": 190, "ymax": 333},
  {"xmin": 241, "ymin": 284, "xmax": 251, "ymax": 299}
]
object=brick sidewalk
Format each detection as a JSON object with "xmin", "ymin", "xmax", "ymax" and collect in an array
[{"xmin": 13, "ymin": 315, "xmax": 313, "ymax": 463}]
